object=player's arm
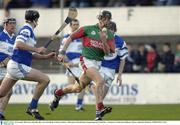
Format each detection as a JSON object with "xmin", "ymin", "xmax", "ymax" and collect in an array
[
  {"xmin": 15, "ymin": 29, "xmax": 46, "ymax": 54},
  {"xmin": 32, "ymin": 52, "xmax": 56, "ymax": 60},
  {"xmin": 107, "ymin": 38, "xmax": 115, "ymax": 53},
  {"xmin": 99, "ymin": 31, "xmax": 110, "ymax": 54},
  {"xmin": 15, "ymin": 41, "xmax": 46, "ymax": 54},
  {"xmin": 116, "ymin": 41, "xmax": 128, "ymax": 86},
  {"xmin": 58, "ymin": 27, "xmax": 85, "ymax": 62}
]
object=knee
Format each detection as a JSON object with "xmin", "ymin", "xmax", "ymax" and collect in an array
[
  {"xmin": 42, "ymin": 76, "xmax": 50, "ymax": 86},
  {"xmin": 72, "ymin": 85, "xmax": 82, "ymax": 93},
  {"xmin": 96, "ymin": 79, "xmax": 104, "ymax": 86}
]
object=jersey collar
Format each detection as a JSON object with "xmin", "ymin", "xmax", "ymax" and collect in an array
[
  {"xmin": 3, "ymin": 29, "xmax": 15, "ymax": 39},
  {"xmin": 24, "ymin": 23, "xmax": 33, "ymax": 31}
]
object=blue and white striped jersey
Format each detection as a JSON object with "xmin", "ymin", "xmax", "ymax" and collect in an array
[
  {"xmin": 12, "ymin": 23, "xmax": 36, "ymax": 66},
  {"xmin": 0, "ymin": 29, "xmax": 16, "ymax": 62},
  {"xmin": 60, "ymin": 34, "xmax": 82, "ymax": 61},
  {"xmin": 101, "ymin": 34, "xmax": 128, "ymax": 70}
]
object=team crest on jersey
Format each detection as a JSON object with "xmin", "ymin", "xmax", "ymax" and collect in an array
[{"xmin": 91, "ymin": 31, "xmax": 96, "ymax": 35}]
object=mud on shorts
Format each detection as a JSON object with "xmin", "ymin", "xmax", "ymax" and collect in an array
[{"xmin": 6, "ymin": 60, "xmax": 32, "ymax": 80}]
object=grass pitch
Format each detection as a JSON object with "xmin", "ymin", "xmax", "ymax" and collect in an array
[{"xmin": 5, "ymin": 104, "xmax": 180, "ymax": 120}]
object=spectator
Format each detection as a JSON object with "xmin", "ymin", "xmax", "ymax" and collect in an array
[
  {"xmin": 134, "ymin": 43, "xmax": 147, "ymax": 72},
  {"xmin": 124, "ymin": 43, "xmax": 138, "ymax": 72},
  {"xmin": 174, "ymin": 43, "xmax": 180, "ymax": 72},
  {"xmin": 159, "ymin": 43, "xmax": 174, "ymax": 72},
  {"xmin": 145, "ymin": 44, "xmax": 160, "ymax": 72}
]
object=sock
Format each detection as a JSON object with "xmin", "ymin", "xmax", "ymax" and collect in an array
[
  {"xmin": 29, "ymin": 98, "xmax": 38, "ymax": 109},
  {"xmin": 96, "ymin": 110, "xmax": 101, "ymax": 118},
  {"xmin": 76, "ymin": 99, "xmax": 83, "ymax": 107},
  {"xmin": 55, "ymin": 89, "xmax": 64, "ymax": 97},
  {"xmin": 96, "ymin": 102, "xmax": 104, "ymax": 111},
  {"xmin": 0, "ymin": 112, "xmax": 4, "ymax": 116}
]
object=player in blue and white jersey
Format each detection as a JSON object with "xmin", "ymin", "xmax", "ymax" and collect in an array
[
  {"xmin": 91, "ymin": 21, "xmax": 128, "ymax": 120},
  {"xmin": 0, "ymin": 17, "xmax": 16, "ymax": 120},
  {"xmin": 58, "ymin": 19, "xmax": 85, "ymax": 111},
  {"xmin": 0, "ymin": 10, "xmax": 56, "ymax": 120}
]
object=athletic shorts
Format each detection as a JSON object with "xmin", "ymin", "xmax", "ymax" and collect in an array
[
  {"xmin": 99, "ymin": 66, "xmax": 115, "ymax": 87},
  {"xmin": 6, "ymin": 60, "xmax": 32, "ymax": 80},
  {"xmin": 0, "ymin": 67, "xmax": 6, "ymax": 80},
  {"xmin": 79, "ymin": 56, "xmax": 101, "ymax": 72}
]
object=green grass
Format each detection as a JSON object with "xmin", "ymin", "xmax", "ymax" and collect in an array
[{"xmin": 5, "ymin": 104, "xmax": 180, "ymax": 120}]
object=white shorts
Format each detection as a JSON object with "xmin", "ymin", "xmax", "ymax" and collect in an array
[
  {"xmin": 0, "ymin": 67, "xmax": 6, "ymax": 80},
  {"xmin": 99, "ymin": 67, "xmax": 115, "ymax": 87},
  {"xmin": 79, "ymin": 56, "xmax": 101, "ymax": 72},
  {"xmin": 6, "ymin": 60, "xmax": 32, "ymax": 80}
]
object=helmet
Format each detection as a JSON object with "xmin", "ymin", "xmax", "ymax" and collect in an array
[
  {"xmin": 106, "ymin": 21, "xmax": 117, "ymax": 32},
  {"xmin": 3, "ymin": 17, "xmax": 16, "ymax": 24},
  {"xmin": 97, "ymin": 10, "xmax": 112, "ymax": 20},
  {"xmin": 25, "ymin": 10, "xmax": 40, "ymax": 22}
]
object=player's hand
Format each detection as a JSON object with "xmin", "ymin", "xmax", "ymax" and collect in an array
[
  {"xmin": 45, "ymin": 52, "xmax": 57, "ymax": 59},
  {"xmin": 57, "ymin": 54, "xmax": 65, "ymax": 62},
  {"xmin": 99, "ymin": 30, "xmax": 107, "ymax": 43},
  {"xmin": 66, "ymin": 62, "xmax": 74, "ymax": 67},
  {"xmin": 36, "ymin": 47, "xmax": 46, "ymax": 54},
  {"xmin": 116, "ymin": 74, "xmax": 122, "ymax": 86}
]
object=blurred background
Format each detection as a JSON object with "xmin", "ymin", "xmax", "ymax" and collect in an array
[{"xmin": 0, "ymin": 0, "xmax": 180, "ymax": 120}]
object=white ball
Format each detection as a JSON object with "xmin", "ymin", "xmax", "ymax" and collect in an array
[{"xmin": 102, "ymin": 27, "xmax": 107, "ymax": 32}]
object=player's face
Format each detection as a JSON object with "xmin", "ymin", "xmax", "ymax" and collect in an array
[
  {"xmin": 5, "ymin": 22, "xmax": 16, "ymax": 34},
  {"xmin": 99, "ymin": 17, "xmax": 110, "ymax": 28},
  {"xmin": 70, "ymin": 21, "xmax": 79, "ymax": 32}
]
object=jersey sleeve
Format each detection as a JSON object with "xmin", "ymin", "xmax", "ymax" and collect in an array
[
  {"xmin": 117, "ymin": 41, "xmax": 128, "ymax": 60},
  {"xmin": 15, "ymin": 28, "xmax": 31, "ymax": 43},
  {"xmin": 70, "ymin": 27, "xmax": 85, "ymax": 40}
]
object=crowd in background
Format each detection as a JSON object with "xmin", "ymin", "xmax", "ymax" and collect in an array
[
  {"xmin": 0, "ymin": 0, "xmax": 180, "ymax": 9},
  {"xmin": 124, "ymin": 42, "xmax": 180, "ymax": 73}
]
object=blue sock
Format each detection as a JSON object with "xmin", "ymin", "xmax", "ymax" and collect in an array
[
  {"xmin": 29, "ymin": 98, "xmax": 38, "ymax": 109},
  {"xmin": 0, "ymin": 112, "xmax": 4, "ymax": 116},
  {"xmin": 76, "ymin": 99, "xmax": 83, "ymax": 106}
]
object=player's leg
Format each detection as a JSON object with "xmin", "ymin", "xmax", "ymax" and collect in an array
[
  {"xmin": 0, "ymin": 79, "xmax": 12, "ymax": 120},
  {"xmin": 24, "ymin": 68, "xmax": 50, "ymax": 120},
  {"xmin": 85, "ymin": 67, "xmax": 108, "ymax": 120},
  {"xmin": 75, "ymin": 89, "xmax": 85, "ymax": 111},
  {"xmin": 0, "ymin": 67, "xmax": 14, "ymax": 120},
  {"xmin": 68, "ymin": 75, "xmax": 85, "ymax": 111},
  {"xmin": 50, "ymin": 73, "xmax": 91, "ymax": 111}
]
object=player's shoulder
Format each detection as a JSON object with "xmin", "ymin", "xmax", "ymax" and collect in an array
[
  {"xmin": 0, "ymin": 31, "xmax": 7, "ymax": 40},
  {"xmin": 18, "ymin": 26, "xmax": 33, "ymax": 38},
  {"xmin": 115, "ymin": 34, "xmax": 126, "ymax": 48},
  {"xmin": 83, "ymin": 24, "xmax": 97, "ymax": 31}
]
